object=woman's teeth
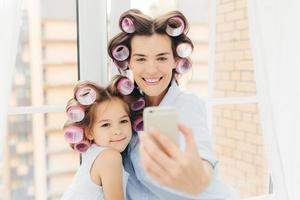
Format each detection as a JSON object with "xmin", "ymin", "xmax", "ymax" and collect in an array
[{"xmin": 144, "ymin": 77, "xmax": 161, "ymax": 83}]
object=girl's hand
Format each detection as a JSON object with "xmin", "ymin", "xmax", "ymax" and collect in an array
[{"xmin": 139, "ymin": 123, "xmax": 213, "ymax": 196}]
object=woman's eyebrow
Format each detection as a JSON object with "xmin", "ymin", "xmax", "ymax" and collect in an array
[{"xmin": 156, "ymin": 52, "xmax": 170, "ymax": 56}]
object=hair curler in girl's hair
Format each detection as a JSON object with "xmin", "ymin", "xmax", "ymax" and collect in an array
[
  {"xmin": 175, "ymin": 58, "xmax": 192, "ymax": 74},
  {"xmin": 75, "ymin": 85, "xmax": 97, "ymax": 106},
  {"xmin": 66, "ymin": 99, "xmax": 85, "ymax": 123},
  {"xmin": 117, "ymin": 77, "xmax": 134, "ymax": 95},
  {"xmin": 166, "ymin": 17, "xmax": 185, "ymax": 37},
  {"xmin": 120, "ymin": 16, "xmax": 136, "ymax": 33},
  {"xmin": 112, "ymin": 45, "xmax": 130, "ymax": 61},
  {"xmin": 64, "ymin": 126, "xmax": 84, "ymax": 144},
  {"xmin": 113, "ymin": 60, "xmax": 129, "ymax": 71},
  {"xmin": 133, "ymin": 115, "xmax": 143, "ymax": 132},
  {"xmin": 130, "ymin": 97, "xmax": 145, "ymax": 111},
  {"xmin": 176, "ymin": 42, "xmax": 193, "ymax": 58},
  {"xmin": 74, "ymin": 140, "xmax": 91, "ymax": 153}
]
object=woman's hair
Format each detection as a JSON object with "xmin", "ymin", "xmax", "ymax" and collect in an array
[
  {"xmin": 107, "ymin": 9, "xmax": 194, "ymax": 77},
  {"xmin": 63, "ymin": 75, "xmax": 130, "ymax": 151}
]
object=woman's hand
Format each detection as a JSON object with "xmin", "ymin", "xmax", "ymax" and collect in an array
[{"xmin": 139, "ymin": 123, "xmax": 213, "ymax": 196}]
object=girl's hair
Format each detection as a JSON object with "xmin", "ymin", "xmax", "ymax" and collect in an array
[
  {"xmin": 107, "ymin": 9, "xmax": 194, "ymax": 78},
  {"xmin": 64, "ymin": 75, "xmax": 130, "ymax": 150}
]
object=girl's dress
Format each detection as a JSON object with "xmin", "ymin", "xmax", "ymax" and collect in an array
[{"xmin": 62, "ymin": 144, "xmax": 129, "ymax": 200}]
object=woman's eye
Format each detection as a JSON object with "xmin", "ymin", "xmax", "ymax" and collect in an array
[
  {"xmin": 157, "ymin": 57, "xmax": 167, "ymax": 61},
  {"xmin": 120, "ymin": 119, "xmax": 129, "ymax": 124},
  {"xmin": 101, "ymin": 123, "xmax": 110, "ymax": 127}
]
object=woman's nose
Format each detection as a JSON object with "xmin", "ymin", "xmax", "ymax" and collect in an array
[{"xmin": 145, "ymin": 61, "xmax": 158, "ymax": 73}]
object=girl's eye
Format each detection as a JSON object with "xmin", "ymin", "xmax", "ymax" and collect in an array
[
  {"xmin": 120, "ymin": 119, "xmax": 129, "ymax": 124},
  {"xmin": 101, "ymin": 123, "xmax": 110, "ymax": 127},
  {"xmin": 136, "ymin": 58, "xmax": 146, "ymax": 62}
]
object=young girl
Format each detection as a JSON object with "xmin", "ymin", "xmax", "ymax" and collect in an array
[{"xmin": 61, "ymin": 75, "xmax": 140, "ymax": 200}]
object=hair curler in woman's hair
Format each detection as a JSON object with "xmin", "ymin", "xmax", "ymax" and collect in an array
[
  {"xmin": 130, "ymin": 97, "xmax": 145, "ymax": 111},
  {"xmin": 166, "ymin": 16, "xmax": 185, "ymax": 37},
  {"xmin": 75, "ymin": 85, "xmax": 97, "ymax": 106},
  {"xmin": 112, "ymin": 45, "xmax": 130, "ymax": 61},
  {"xmin": 176, "ymin": 42, "xmax": 193, "ymax": 58},
  {"xmin": 74, "ymin": 140, "xmax": 91, "ymax": 153},
  {"xmin": 64, "ymin": 126, "xmax": 84, "ymax": 144},
  {"xmin": 113, "ymin": 60, "xmax": 129, "ymax": 71},
  {"xmin": 117, "ymin": 77, "xmax": 134, "ymax": 95},
  {"xmin": 175, "ymin": 58, "xmax": 192, "ymax": 74},
  {"xmin": 120, "ymin": 16, "xmax": 136, "ymax": 33},
  {"xmin": 133, "ymin": 115, "xmax": 143, "ymax": 132},
  {"xmin": 66, "ymin": 99, "xmax": 85, "ymax": 122}
]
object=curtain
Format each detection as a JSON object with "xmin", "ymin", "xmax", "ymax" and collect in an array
[
  {"xmin": 0, "ymin": 0, "xmax": 23, "ymax": 160},
  {"xmin": 248, "ymin": 0, "xmax": 300, "ymax": 199}
]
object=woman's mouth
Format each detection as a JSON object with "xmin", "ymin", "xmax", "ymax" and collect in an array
[{"xmin": 142, "ymin": 77, "xmax": 163, "ymax": 86}]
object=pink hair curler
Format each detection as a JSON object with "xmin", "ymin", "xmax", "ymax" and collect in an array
[
  {"xmin": 64, "ymin": 126, "xmax": 84, "ymax": 144},
  {"xmin": 175, "ymin": 58, "xmax": 192, "ymax": 74},
  {"xmin": 166, "ymin": 17, "xmax": 185, "ymax": 37},
  {"xmin": 131, "ymin": 97, "xmax": 145, "ymax": 111},
  {"xmin": 133, "ymin": 116, "xmax": 143, "ymax": 132},
  {"xmin": 176, "ymin": 43, "xmax": 193, "ymax": 58},
  {"xmin": 117, "ymin": 77, "xmax": 134, "ymax": 95},
  {"xmin": 74, "ymin": 140, "xmax": 91, "ymax": 153},
  {"xmin": 121, "ymin": 17, "xmax": 135, "ymax": 33},
  {"xmin": 75, "ymin": 86, "xmax": 97, "ymax": 106},
  {"xmin": 113, "ymin": 60, "xmax": 129, "ymax": 71},
  {"xmin": 112, "ymin": 45, "xmax": 130, "ymax": 61},
  {"xmin": 66, "ymin": 105, "xmax": 85, "ymax": 123}
]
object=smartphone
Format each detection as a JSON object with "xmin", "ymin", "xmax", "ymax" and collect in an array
[{"xmin": 143, "ymin": 106, "xmax": 179, "ymax": 147}]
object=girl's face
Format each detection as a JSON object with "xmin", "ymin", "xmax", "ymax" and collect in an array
[
  {"xmin": 88, "ymin": 98, "xmax": 132, "ymax": 152},
  {"xmin": 129, "ymin": 33, "xmax": 176, "ymax": 106}
]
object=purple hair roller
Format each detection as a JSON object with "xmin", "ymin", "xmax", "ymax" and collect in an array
[
  {"xmin": 121, "ymin": 17, "xmax": 135, "ymax": 33},
  {"xmin": 113, "ymin": 60, "xmax": 129, "ymax": 71},
  {"xmin": 112, "ymin": 45, "xmax": 130, "ymax": 61},
  {"xmin": 74, "ymin": 140, "xmax": 91, "ymax": 153},
  {"xmin": 133, "ymin": 116, "xmax": 143, "ymax": 132},
  {"xmin": 66, "ymin": 105, "xmax": 85, "ymax": 123},
  {"xmin": 117, "ymin": 77, "xmax": 134, "ymax": 95},
  {"xmin": 166, "ymin": 17, "xmax": 185, "ymax": 37},
  {"xmin": 131, "ymin": 97, "xmax": 145, "ymax": 111},
  {"xmin": 75, "ymin": 86, "xmax": 97, "ymax": 106},
  {"xmin": 175, "ymin": 58, "xmax": 192, "ymax": 74},
  {"xmin": 64, "ymin": 126, "xmax": 84, "ymax": 144},
  {"xmin": 176, "ymin": 43, "xmax": 193, "ymax": 58}
]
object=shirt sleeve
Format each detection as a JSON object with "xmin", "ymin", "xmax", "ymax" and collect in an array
[{"xmin": 179, "ymin": 95, "xmax": 218, "ymax": 168}]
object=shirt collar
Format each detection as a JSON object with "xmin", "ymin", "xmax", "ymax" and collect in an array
[{"xmin": 159, "ymin": 79, "xmax": 181, "ymax": 106}]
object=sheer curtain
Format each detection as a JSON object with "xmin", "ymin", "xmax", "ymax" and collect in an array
[
  {"xmin": 248, "ymin": 0, "xmax": 300, "ymax": 200},
  {"xmin": 0, "ymin": 0, "xmax": 23, "ymax": 160}
]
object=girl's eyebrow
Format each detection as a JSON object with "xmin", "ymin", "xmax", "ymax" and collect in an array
[
  {"xmin": 98, "ymin": 115, "xmax": 129, "ymax": 123},
  {"xmin": 132, "ymin": 53, "xmax": 146, "ymax": 57}
]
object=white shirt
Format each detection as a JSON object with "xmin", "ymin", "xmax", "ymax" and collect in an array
[
  {"xmin": 62, "ymin": 144, "xmax": 129, "ymax": 200},
  {"xmin": 125, "ymin": 81, "xmax": 239, "ymax": 200}
]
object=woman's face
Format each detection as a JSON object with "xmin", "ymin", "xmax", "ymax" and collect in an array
[
  {"xmin": 88, "ymin": 98, "xmax": 132, "ymax": 152},
  {"xmin": 129, "ymin": 33, "xmax": 176, "ymax": 105}
]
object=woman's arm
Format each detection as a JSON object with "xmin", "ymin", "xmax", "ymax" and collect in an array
[
  {"xmin": 93, "ymin": 148, "xmax": 125, "ymax": 200},
  {"xmin": 139, "ymin": 123, "xmax": 213, "ymax": 196}
]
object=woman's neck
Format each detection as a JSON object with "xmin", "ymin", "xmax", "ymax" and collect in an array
[{"xmin": 146, "ymin": 88, "xmax": 168, "ymax": 106}]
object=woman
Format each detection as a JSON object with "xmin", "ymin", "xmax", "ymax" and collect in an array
[{"xmin": 108, "ymin": 9, "xmax": 238, "ymax": 200}]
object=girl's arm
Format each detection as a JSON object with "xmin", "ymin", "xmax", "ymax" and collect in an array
[{"xmin": 92, "ymin": 148, "xmax": 125, "ymax": 200}]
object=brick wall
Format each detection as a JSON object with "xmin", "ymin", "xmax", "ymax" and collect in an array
[{"xmin": 214, "ymin": 0, "xmax": 269, "ymax": 198}]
